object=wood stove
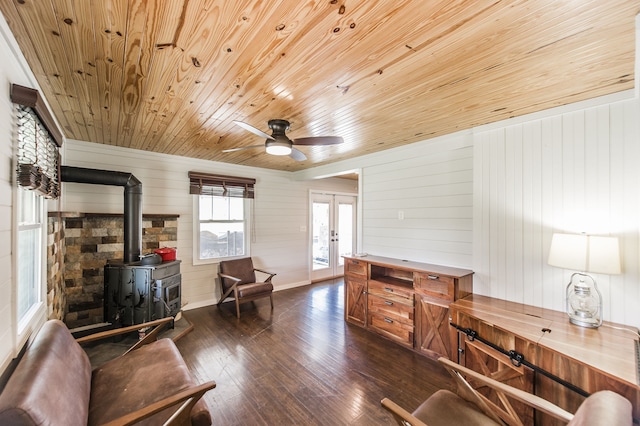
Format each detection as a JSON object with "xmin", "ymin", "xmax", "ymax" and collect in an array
[
  {"xmin": 104, "ymin": 260, "xmax": 181, "ymax": 326},
  {"xmin": 60, "ymin": 166, "xmax": 181, "ymax": 327}
]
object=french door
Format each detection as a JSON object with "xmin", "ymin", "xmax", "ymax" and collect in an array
[{"xmin": 310, "ymin": 192, "xmax": 357, "ymax": 281}]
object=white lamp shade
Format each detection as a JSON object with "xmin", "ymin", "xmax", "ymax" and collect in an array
[
  {"xmin": 548, "ymin": 233, "xmax": 621, "ymax": 275},
  {"xmin": 588, "ymin": 236, "xmax": 621, "ymax": 274}
]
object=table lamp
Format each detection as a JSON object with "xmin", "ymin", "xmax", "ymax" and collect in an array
[{"xmin": 547, "ymin": 233, "xmax": 621, "ymax": 328}]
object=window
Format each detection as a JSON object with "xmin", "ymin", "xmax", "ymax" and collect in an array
[
  {"xmin": 16, "ymin": 187, "xmax": 45, "ymax": 331},
  {"xmin": 189, "ymin": 172, "xmax": 255, "ymax": 264},
  {"xmin": 196, "ymin": 195, "xmax": 249, "ymax": 261}
]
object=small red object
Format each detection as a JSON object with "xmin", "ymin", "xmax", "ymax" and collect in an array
[{"xmin": 154, "ymin": 247, "xmax": 176, "ymax": 262}]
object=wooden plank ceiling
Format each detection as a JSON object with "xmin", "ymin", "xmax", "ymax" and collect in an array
[{"xmin": 0, "ymin": 1, "xmax": 638, "ymax": 172}]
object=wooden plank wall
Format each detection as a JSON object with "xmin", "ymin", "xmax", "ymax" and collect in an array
[
  {"xmin": 361, "ymin": 138, "xmax": 473, "ymax": 268},
  {"xmin": 473, "ymin": 95, "xmax": 640, "ymax": 328},
  {"xmin": 0, "ymin": 30, "xmax": 17, "ymax": 373},
  {"xmin": 58, "ymin": 140, "xmax": 357, "ymax": 311}
]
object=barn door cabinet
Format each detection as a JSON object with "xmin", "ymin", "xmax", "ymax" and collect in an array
[
  {"xmin": 344, "ymin": 258, "xmax": 367, "ymax": 326},
  {"xmin": 450, "ymin": 295, "xmax": 640, "ymax": 425},
  {"xmin": 343, "ymin": 255, "xmax": 473, "ymax": 359}
]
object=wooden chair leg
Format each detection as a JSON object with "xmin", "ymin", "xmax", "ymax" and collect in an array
[
  {"xmin": 234, "ymin": 288, "xmax": 241, "ymax": 319},
  {"xmin": 270, "ymin": 294, "xmax": 274, "ymax": 310}
]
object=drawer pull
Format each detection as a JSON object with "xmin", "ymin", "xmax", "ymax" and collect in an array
[
  {"xmin": 427, "ymin": 275, "xmax": 439, "ymax": 280},
  {"xmin": 384, "ymin": 317, "xmax": 394, "ymax": 324},
  {"xmin": 384, "ymin": 300, "xmax": 394, "ymax": 306},
  {"xmin": 384, "ymin": 287, "xmax": 394, "ymax": 293}
]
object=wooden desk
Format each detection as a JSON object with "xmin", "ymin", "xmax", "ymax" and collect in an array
[{"xmin": 450, "ymin": 295, "xmax": 639, "ymax": 425}]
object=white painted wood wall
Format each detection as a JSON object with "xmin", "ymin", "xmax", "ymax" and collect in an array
[
  {"xmin": 361, "ymin": 139, "xmax": 473, "ymax": 268},
  {"xmin": 473, "ymin": 94, "xmax": 640, "ymax": 328},
  {"xmin": 59, "ymin": 140, "xmax": 357, "ymax": 311}
]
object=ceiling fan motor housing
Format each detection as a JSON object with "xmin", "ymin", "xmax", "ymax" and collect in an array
[
  {"xmin": 265, "ymin": 119, "xmax": 293, "ymax": 155},
  {"xmin": 268, "ymin": 119, "xmax": 291, "ymax": 135}
]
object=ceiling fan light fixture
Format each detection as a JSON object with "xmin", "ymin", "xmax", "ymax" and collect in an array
[{"xmin": 266, "ymin": 140, "xmax": 292, "ymax": 156}]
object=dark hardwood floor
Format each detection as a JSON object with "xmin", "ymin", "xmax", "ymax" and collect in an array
[{"xmin": 176, "ymin": 278, "xmax": 454, "ymax": 425}]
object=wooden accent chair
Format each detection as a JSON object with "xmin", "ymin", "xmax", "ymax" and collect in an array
[
  {"xmin": 382, "ymin": 357, "xmax": 633, "ymax": 426},
  {"xmin": 217, "ymin": 257, "xmax": 276, "ymax": 318}
]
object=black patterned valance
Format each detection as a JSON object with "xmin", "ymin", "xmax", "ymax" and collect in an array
[{"xmin": 11, "ymin": 85, "xmax": 62, "ymax": 199}]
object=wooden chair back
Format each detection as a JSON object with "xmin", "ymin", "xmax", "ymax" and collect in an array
[
  {"xmin": 382, "ymin": 357, "xmax": 632, "ymax": 426},
  {"xmin": 438, "ymin": 357, "xmax": 573, "ymax": 425},
  {"xmin": 219, "ymin": 257, "xmax": 256, "ymax": 293}
]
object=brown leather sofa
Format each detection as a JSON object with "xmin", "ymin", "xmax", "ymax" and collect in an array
[{"xmin": 0, "ymin": 319, "xmax": 215, "ymax": 425}]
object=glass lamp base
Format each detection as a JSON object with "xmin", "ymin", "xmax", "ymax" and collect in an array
[
  {"xmin": 566, "ymin": 273, "xmax": 603, "ymax": 328},
  {"xmin": 568, "ymin": 314, "xmax": 601, "ymax": 328}
]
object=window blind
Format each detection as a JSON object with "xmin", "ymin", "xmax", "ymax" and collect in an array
[
  {"xmin": 188, "ymin": 171, "xmax": 256, "ymax": 199},
  {"xmin": 11, "ymin": 84, "xmax": 62, "ymax": 199}
]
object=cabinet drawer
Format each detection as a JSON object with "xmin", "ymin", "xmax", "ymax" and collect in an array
[
  {"xmin": 368, "ymin": 293, "xmax": 414, "ymax": 323},
  {"xmin": 368, "ymin": 313, "xmax": 414, "ymax": 348},
  {"xmin": 414, "ymin": 272, "xmax": 455, "ymax": 301},
  {"xmin": 345, "ymin": 258, "xmax": 367, "ymax": 277},
  {"xmin": 368, "ymin": 279, "xmax": 414, "ymax": 302}
]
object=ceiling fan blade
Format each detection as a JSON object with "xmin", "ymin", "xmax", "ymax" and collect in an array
[
  {"xmin": 222, "ymin": 145, "xmax": 264, "ymax": 153},
  {"xmin": 292, "ymin": 136, "xmax": 344, "ymax": 146},
  {"xmin": 233, "ymin": 120, "xmax": 274, "ymax": 140},
  {"xmin": 289, "ymin": 148, "xmax": 307, "ymax": 161}
]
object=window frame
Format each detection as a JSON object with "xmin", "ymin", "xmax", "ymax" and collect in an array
[
  {"xmin": 192, "ymin": 194, "xmax": 252, "ymax": 265},
  {"xmin": 13, "ymin": 178, "xmax": 47, "ymax": 352}
]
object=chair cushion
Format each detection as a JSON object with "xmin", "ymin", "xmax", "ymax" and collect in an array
[
  {"xmin": 412, "ymin": 389, "xmax": 501, "ymax": 426},
  {"xmin": 0, "ymin": 320, "xmax": 92, "ymax": 426},
  {"xmin": 219, "ymin": 258, "xmax": 256, "ymax": 291},
  {"xmin": 89, "ymin": 338, "xmax": 206, "ymax": 426},
  {"xmin": 568, "ymin": 390, "xmax": 632, "ymax": 426},
  {"xmin": 236, "ymin": 282, "xmax": 274, "ymax": 298}
]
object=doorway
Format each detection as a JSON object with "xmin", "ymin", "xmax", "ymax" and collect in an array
[{"xmin": 310, "ymin": 192, "xmax": 357, "ymax": 282}]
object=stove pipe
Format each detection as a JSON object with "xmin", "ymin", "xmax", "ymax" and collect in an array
[{"xmin": 60, "ymin": 166, "xmax": 142, "ymax": 264}]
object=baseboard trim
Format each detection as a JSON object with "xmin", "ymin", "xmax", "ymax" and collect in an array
[{"xmin": 181, "ymin": 280, "xmax": 313, "ymax": 311}]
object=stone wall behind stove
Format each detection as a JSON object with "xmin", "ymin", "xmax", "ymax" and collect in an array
[{"xmin": 47, "ymin": 212, "xmax": 179, "ymax": 329}]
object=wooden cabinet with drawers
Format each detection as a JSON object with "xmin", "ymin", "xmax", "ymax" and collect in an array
[
  {"xmin": 367, "ymin": 273, "xmax": 415, "ymax": 348},
  {"xmin": 343, "ymin": 255, "xmax": 473, "ymax": 359}
]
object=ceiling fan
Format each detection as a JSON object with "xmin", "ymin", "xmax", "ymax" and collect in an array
[{"xmin": 225, "ymin": 119, "xmax": 343, "ymax": 161}]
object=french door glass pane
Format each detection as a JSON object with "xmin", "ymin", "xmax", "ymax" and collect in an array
[
  {"xmin": 337, "ymin": 203, "xmax": 353, "ymax": 266},
  {"xmin": 312, "ymin": 202, "xmax": 330, "ymax": 270}
]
